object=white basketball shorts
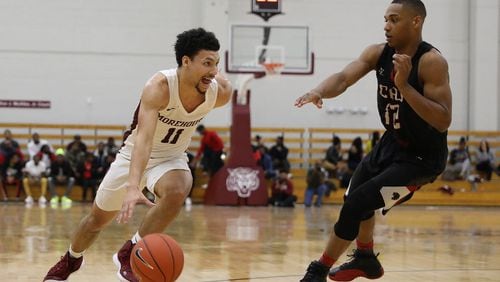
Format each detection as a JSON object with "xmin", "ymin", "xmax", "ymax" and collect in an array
[{"xmin": 95, "ymin": 153, "xmax": 189, "ymax": 211}]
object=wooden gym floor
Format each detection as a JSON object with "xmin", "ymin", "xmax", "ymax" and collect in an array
[{"xmin": 1, "ymin": 203, "xmax": 500, "ymax": 281}]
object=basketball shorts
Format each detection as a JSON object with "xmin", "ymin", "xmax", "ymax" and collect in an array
[
  {"xmin": 95, "ymin": 153, "xmax": 189, "ymax": 211},
  {"xmin": 346, "ymin": 132, "xmax": 446, "ymax": 214}
]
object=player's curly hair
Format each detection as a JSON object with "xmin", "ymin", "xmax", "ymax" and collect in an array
[
  {"xmin": 174, "ymin": 28, "xmax": 220, "ymax": 67},
  {"xmin": 391, "ymin": 0, "xmax": 426, "ymax": 18}
]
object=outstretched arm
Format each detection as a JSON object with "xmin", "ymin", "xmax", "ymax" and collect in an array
[
  {"xmin": 117, "ymin": 73, "xmax": 167, "ymax": 224},
  {"xmin": 393, "ymin": 49, "xmax": 452, "ymax": 132},
  {"xmin": 295, "ymin": 44, "xmax": 383, "ymax": 108}
]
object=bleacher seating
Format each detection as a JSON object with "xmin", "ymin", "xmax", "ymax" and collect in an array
[{"xmin": 1, "ymin": 123, "xmax": 498, "ymax": 206}]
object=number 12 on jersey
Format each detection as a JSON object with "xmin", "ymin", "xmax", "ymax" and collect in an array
[
  {"xmin": 161, "ymin": 128, "xmax": 184, "ymax": 144},
  {"xmin": 384, "ymin": 104, "xmax": 401, "ymax": 129}
]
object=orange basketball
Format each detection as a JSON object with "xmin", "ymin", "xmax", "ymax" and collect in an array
[{"xmin": 130, "ymin": 233, "xmax": 184, "ymax": 282}]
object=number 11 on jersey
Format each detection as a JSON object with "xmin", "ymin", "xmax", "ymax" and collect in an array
[{"xmin": 161, "ymin": 128, "xmax": 184, "ymax": 144}]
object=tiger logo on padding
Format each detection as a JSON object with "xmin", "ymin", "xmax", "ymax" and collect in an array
[{"xmin": 226, "ymin": 167, "xmax": 260, "ymax": 198}]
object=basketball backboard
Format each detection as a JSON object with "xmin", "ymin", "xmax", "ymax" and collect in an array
[{"xmin": 225, "ymin": 24, "xmax": 314, "ymax": 76}]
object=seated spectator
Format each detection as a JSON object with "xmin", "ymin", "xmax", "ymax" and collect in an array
[
  {"xmin": 269, "ymin": 169, "xmax": 297, "ymax": 207},
  {"xmin": 339, "ymin": 137, "xmax": 363, "ymax": 188},
  {"xmin": 93, "ymin": 142, "xmax": 107, "ymax": 168},
  {"xmin": 258, "ymin": 146, "xmax": 276, "ymax": 179},
  {"xmin": 3, "ymin": 153, "xmax": 24, "ymax": 199},
  {"xmin": 475, "ymin": 139, "xmax": 496, "ymax": 181},
  {"xmin": 253, "ymin": 134, "xmax": 268, "ymax": 152},
  {"xmin": 66, "ymin": 134, "xmax": 87, "ymax": 153},
  {"xmin": 304, "ymin": 161, "xmax": 328, "ymax": 207},
  {"xmin": 27, "ymin": 132, "xmax": 52, "ymax": 160},
  {"xmin": 76, "ymin": 153, "xmax": 99, "ymax": 202},
  {"xmin": 365, "ymin": 131, "xmax": 380, "ymax": 154},
  {"xmin": 193, "ymin": 124, "xmax": 224, "ymax": 176},
  {"xmin": 269, "ymin": 136, "xmax": 290, "ymax": 172},
  {"xmin": 66, "ymin": 142, "xmax": 86, "ymax": 174},
  {"xmin": 322, "ymin": 135, "xmax": 342, "ymax": 177},
  {"xmin": 36, "ymin": 144, "xmax": 56, "ymax": 174},
  {"xmin": 0, "ymin": 139, "xmax": 25, "ymax": 166},
  {"xmin": 441, "ymin": 137, "xmax": 471, "ymax": 181},
  {"xmin": 23, "ymin": 154, "xmax": 48, "ymax": 205},
  {"xmin": 48, "ymin": 148, "xmax": 76, "ymax": 205},
  {"xmin": 1, "ymin": 129, "xmax": 20, "ymax": 149},
  {"xmin": 105, "ymin": 136, "xmax": 119, "ymax": 156}
]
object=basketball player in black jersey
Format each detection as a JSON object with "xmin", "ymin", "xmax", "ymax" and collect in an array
[{"xmin": 296, "ymin": 1, "xmax": 452, "ymax": 281}]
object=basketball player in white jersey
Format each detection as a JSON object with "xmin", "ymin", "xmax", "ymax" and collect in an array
[{"xmin": 44, "ymin": 28, "xmax": 232, "ymax": 282}]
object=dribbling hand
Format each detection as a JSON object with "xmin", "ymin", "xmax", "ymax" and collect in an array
[
  {"xmin": 294, "ymin": 91, "xmax": 323, "ymax": 109},
  {"xmin": 117, "ymin": 184, "xmax": 156, "ymax": 224}
]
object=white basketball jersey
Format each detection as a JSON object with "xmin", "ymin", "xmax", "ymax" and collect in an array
[{"xmin": 120, "ymin": 68, "xmax": 218, "ymax": 160}]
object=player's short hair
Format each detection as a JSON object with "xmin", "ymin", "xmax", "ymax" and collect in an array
[
  {"xmin": 175, "ymin": 28, "xmax": 220, "ymax": 67},
  {"xmin": 391, "ymin": 0, "xmax": 426, "ymax": 18}
]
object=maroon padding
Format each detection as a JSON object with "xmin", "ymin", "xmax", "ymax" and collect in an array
[{"xmin": 204, "ymin": 90, "xmax": 268, "ymax": 206}]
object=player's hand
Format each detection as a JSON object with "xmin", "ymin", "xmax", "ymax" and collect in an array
[
  {"xmin": 294, "ymin": 91, "xmax": 323, "ymax": 109},
  {"xmin": 117, "ymin": 184, "xmax": 155, "ymax": 224},
  {"xmin": 392, "ymin": 54, "xmax": 412, "ymax": 91}
]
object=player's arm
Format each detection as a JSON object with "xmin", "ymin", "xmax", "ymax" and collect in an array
[
  {"xmin": 214, "ymin": 73, "xmax": 233, "ymax": 108},
  {"xmin": 295, "ymin": 44, "xmax": 384, "ymax": 108},
  {"xmin": 117, "ymin": 73, "xmax": 168, "ymax": 223},
  {"xmin": 395, "ymin": 50, "xmax": 452, "ymax": 132}
]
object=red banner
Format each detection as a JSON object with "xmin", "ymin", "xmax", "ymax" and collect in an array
[{"xmin": 0, "ymin": 99, "xmax": 51, "ymax": 109}]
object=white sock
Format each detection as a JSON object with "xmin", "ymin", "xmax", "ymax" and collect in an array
[
  {"xmin": 131, "ymin": 231, "xmax": 142, "ymax": 244},
  {"xmin": 69, "ymin": 245, "xmax": 84, "ymax": 258}
]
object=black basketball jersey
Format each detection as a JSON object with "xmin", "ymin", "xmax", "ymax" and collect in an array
[{"xmin": 375, "ymin": 41, "xmax": 447, "ymax": 161}]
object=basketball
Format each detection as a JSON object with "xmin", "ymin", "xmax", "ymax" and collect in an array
[{"xmin": 130, "ymin": 234, "xmax": 184, "ymax": 282}]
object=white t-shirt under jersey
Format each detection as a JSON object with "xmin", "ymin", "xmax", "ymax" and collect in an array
[{"xmin": 120, "ymin": 68, "xmax": 218, "ymax": 160}]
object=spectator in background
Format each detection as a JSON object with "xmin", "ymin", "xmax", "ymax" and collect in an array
[
  {"xmin": 105, "ymin": 136, "xmax": 119, "ymax": 156},
  {"xmin": 93, "ymin": 142, "xmax": 107, "ymax": 168},
  {"xmin": 339, "ymin": 137, "xmax": 364, "ymax": 188},
  {"xmin": 28, "ymin": 132, "xmax": 52, "ymax": 160},
  {"xmin": 193, "ymin": 124, "xmax": 224, "ymax": 176},
  {"xmin": 1, "ymin": 129, "xmax": 20, "ymax": 149},
  {"xmin": 66, "ymin": 134, "xmax": 87, "ymax": 153},
  {"xmin": 304, "ymin": 161, "xmax": 328, "ymax": 207},
  {"xmin": 322, "ymin": 135, "xmax": 342, "ymax": 178},
  {"xmin": 441, "ymin": 137, "xmax": 471, "ymax": 181},
  {"xmin": 253, "ymin": 134, "xmax": 268, "ymax": 152},
  {"xmin": 23, "ymin": 154, "xmax": 48, "ymax": 205},
  {"xmin": 66, "ymin": 142, "xmax": 86, "ymax": 175},
  {"xmin": 3, "ymin": 153, "xmax": 24, "ymax": 199},
  {"xmin": 0, "ymin": 139, "xmax": 24, "ymax": 170},
  {"xmin": 269, "ymin": 169, "xmax": 297, "ymax": 207},
  {"xmin": 258, "ymin": 146, "xmax": 276, "ymax": 179},
  {"xmin": 48, "ymin": 148, "xmax": 76, "ymax": 205},
  {"xmin": 269, "ymin": 136, "xmax": 290, "ymax": 173},
  {"xmin": 36, "ymin": 144, "xmax": 56, "ymax": 174},
  {"xmin": 96, "ymin": 152, "xmax": 116, "ymax": 183},
  {"xmin": 475, "ymin": 139, "xmax": 496, "ymax": 181},
  {"xmin": 365, "ymin": 131, "xmax": 380, "ymax": 154},
  {"xmin": 77, "ymin": 153, "xmax": 99, "ymax": 202}
]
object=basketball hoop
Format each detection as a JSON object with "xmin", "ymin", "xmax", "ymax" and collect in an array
[{"xmin": 260, "ymin": 62, "xmax": 285, "ymax": 76}]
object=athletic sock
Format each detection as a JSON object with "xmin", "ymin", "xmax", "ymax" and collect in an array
[
  {"xmin": 131, "ymin": 231, "xmax": 142, "ymax": 244},
  {"xmin": 319, "ymin": 251, "xmax": 336, "ymax": 267},
  {"xmin": 356, "ymin": 239, "xmax": 374, "ymax": 251},
  {"xmin": 68, "ymin": 245, "xmax": 84, "ymax": 258}
]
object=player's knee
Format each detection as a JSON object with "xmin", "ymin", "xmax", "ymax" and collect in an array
[
  {"xmin": 334, "ymin": 200, "xmax": 369, "ymax": 240},
  {"xmin": 156, "ymin": 185, "xmax": 188, "ymax": 207}
]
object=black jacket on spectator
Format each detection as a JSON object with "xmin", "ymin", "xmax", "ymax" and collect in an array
[{"xmin": 50, "ymin": 160, "xmax": 75, "ymax": 178}]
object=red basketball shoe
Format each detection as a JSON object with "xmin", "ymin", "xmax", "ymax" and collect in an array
[
  {"xmin": 328, "ymin": 249, "xmax": 384, "ymax": 281},
  {"xmin": 43, "ymin": 252, "xmax": 84, "ymax": 281},
  {"xmin": 113, "ymin": 240, "xmax": 139, "ymax": 282}
]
